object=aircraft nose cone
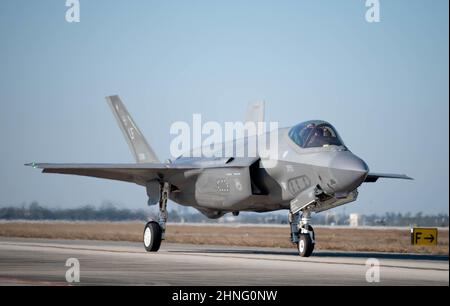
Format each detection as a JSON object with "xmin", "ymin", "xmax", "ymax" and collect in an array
[{"xmin": 328, "ymin": 152, "xmax": 369, "ymax": 194}]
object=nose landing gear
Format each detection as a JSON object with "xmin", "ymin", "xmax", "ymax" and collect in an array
[
  {"xmin": 289, "ymin": 210, "xmax": 315, "ymax": 257},
  {"xmin": 143, "ymin": 182, "xmax": 170, "ymax": 252}
]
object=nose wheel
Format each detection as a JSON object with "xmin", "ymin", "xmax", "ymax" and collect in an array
[
  {"xmin": 297, "ymin": 225, "xmax": 315, "ymax": 257},
  {"xmin": 289, "ymin": 211, "xmax": 315, "ymax": 257}
]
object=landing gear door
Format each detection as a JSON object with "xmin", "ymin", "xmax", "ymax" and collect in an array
[
  {"xmin": 290, "ymin": 186, "xmax": 316, "ymax": 214},
  {"xmin": 146, "ymin": 180, "xmax": 160, "ymax": 206}
]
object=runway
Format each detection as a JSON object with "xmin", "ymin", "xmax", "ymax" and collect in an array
[{"xmin": 0, "ymin": 238, "xmax": 448, "ymax": 286}]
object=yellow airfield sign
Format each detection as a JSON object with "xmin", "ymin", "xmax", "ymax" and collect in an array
[{"xmin": 411, "ymin": 228, "xmax": 438, "ymax": 246}]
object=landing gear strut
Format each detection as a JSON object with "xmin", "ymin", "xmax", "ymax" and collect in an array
[
  {"xmin": 143, "ymin": 182, "xmax": 170, "ymax": 252},
  {"xmin": 289, "ymin": 210, "xmax": 315, "ymax": 257}
]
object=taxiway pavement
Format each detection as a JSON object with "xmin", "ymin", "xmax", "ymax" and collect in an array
[{"xmin": 0, "ymin": 238, "xmax": 447, "ymax": 286}]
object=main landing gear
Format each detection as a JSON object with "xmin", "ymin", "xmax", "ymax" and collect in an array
[
  {"xmin": 143, "ymin": 182, "xmax": 170, "ymax": 252},
  {"xmin": 289, "ymin": 210, "xmax": 315, "ymax": 257}
]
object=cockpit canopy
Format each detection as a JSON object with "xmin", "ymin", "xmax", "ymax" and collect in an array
[{"xmin": 288, "ymin": 120, "xmax": 345, "ymax": 149}]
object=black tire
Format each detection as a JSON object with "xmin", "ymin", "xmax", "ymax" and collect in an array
[
  {"xmin": 143, "ymin": 221, "xmax": 162, "ymax": 252},
  {"xmin": 297, "ymin": 225, "xmax": 315, "ymax": 257},
  {"xmin": 306, "ymin": 225, "xmax": 315, "ymax": 241},
  {"xmin": 298, "ymin": 234, "xmax": 314, "ymax": 257}
]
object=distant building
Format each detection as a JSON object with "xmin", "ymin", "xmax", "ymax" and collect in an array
[
  {"xmin": 325, "ymin": 212, "xmax": 340, "ymax": 225},
  {"xmin": 349, "ymin": 213, "xmax": 363, "ymax": 227}
]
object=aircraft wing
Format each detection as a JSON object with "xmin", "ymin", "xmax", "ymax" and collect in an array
[
  {"xmin": 25, "ymin": 157, "xmax": 258, "ymax": 185},
  {"xmin": 364, "ymin": 172, "xmax": 413, "ymax": 183},
  {"xmin": 27, "ymin": 162, "xmax": 185, "ymax": 184}
]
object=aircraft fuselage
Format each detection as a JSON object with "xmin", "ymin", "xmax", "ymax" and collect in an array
[{"xmin": 170, "ymin": 127, "xmax": 369, "ymax": 218}]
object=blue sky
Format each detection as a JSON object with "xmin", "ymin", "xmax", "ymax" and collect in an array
[{"xmin": 0, "ymin": 0, "xmax": 448, "ymax": 215}]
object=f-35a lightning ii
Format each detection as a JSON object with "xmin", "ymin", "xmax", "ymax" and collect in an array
[{"xmin": 27, "ymin": 96, "xmax": 412, "ymax": 257}]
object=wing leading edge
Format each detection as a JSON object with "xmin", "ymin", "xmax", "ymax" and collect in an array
[
  {"xmin": 25, "ymin": 157, "xmax": 258, "ymax": 185},
  {"xmin": 26, "ymin": 162, "xmax": 190, "ymax": 184}
]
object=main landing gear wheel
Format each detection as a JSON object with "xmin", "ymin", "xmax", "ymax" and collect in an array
[
  {"xmin": 143, "ymin": 182, "xmax": 170, "ymax": 253},
  {"xmin": 298, "ymin": 225, "xmax": 315, "ymax": 257},
  {"xmin": 143, "ymin": 221, "xmax": 162, "ymax": 252}
]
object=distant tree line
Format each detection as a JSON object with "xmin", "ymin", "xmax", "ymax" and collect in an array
[
  {"xmin": 0, "ymin": 202, "xmax": 448, "ymax": 227},
  {"xmin": 362, "ymin": 212, "xmax": 449, "ymax": 227},
  {"xmin": 0, "ymin": 202, "xmax": 148, "ymax": 221}
]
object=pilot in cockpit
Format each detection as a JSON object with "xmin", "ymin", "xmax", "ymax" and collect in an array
[
  {"xmin": 323, "ymin": 127, "xmax": 332, "ymax": 138},
  {"xmin": 308, "ymin": 127, "xmax": 324, "ymax": 147},
  {"xmin": 289, "ymin": 120, "xmax": 345, "ymax": 149}
]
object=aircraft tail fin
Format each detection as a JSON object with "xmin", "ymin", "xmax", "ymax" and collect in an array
[
  {"xmin": 106, "ymin": 95, "xmax": 159, "ymax": 163},
  {"xmin": 245, "ymin": 101, "xmax": 265, "ymax": 124},
  {"xmin": 244, "ymin": 101, "xmax": 265, "ymax": 136}
]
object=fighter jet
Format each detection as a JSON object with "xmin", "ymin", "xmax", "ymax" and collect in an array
[{"xmin": 27, "ymin": 96, "xmax": 412, "ymax": 257}]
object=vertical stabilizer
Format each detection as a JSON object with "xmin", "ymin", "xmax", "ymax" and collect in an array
[
  {"xmin": 245, "ymin": 101, "xmax": 265, "ymax": 135},
  {"xmin": 106, "ymin": 95, "xmax": 159, "ymax": 163}
]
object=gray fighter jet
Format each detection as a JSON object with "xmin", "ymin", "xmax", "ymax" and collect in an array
[{"xmin": 27, "ymin": 96, "xmax": 412, "ymax": 256}]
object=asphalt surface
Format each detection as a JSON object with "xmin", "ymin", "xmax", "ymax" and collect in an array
[{"xmin": 0, "ymin": 238, "xmax": 448, "ymax": 286}]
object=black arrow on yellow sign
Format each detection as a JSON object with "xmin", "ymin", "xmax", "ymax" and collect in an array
[{"xmin": 424, "ymin": 234, "xmax": 435, "ymax": 243}]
